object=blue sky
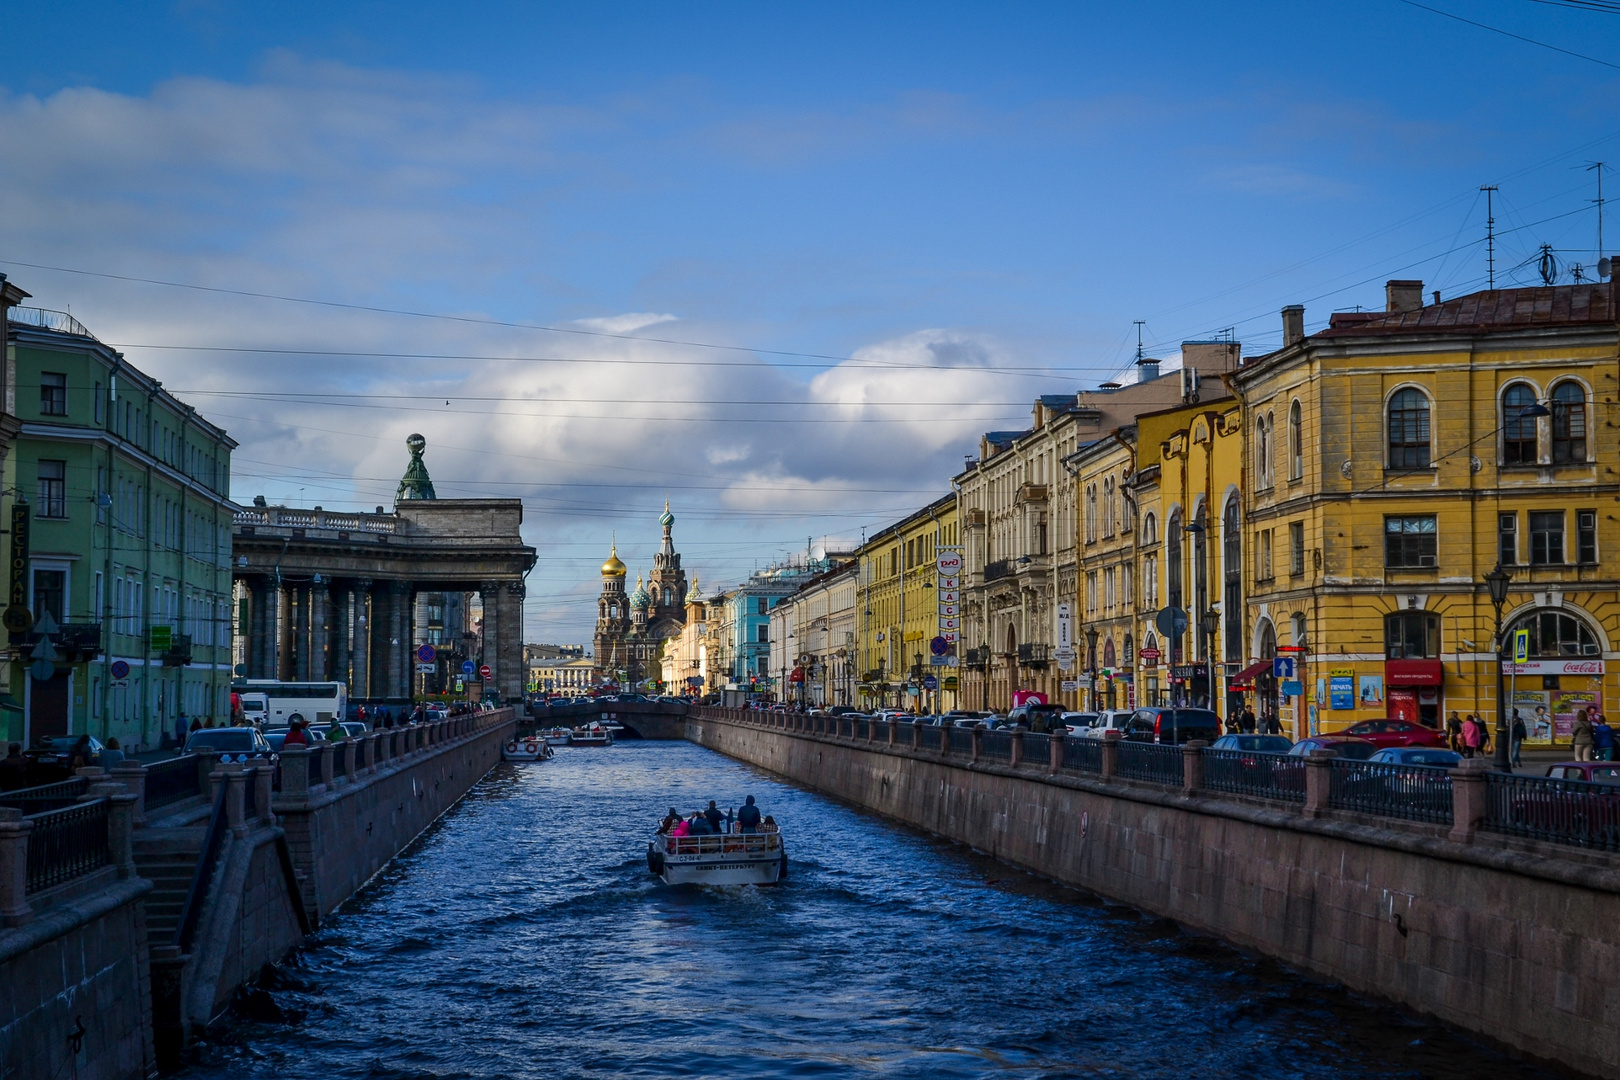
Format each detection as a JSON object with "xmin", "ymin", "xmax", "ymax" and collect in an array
[{"xmin": 4, "ymin": 1, "xmax": 1620, "ymax": 643}]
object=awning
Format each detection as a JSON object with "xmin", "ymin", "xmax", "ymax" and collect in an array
[{"xmin": 1231, "ymin": 660, "xmax": 1274, "ymax": 683}]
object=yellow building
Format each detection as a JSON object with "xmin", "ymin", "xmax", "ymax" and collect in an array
[
  {"xmin": 857, "ymin": 494, "xmax": 959, "ymax": 712},
  {"xmin": 1068, "ymin": 427, "xmax": 1139, "ymax": 712},
  {"xmin": 1231, "ymin": 280, "xmax": 1620, "ymax": 744}
]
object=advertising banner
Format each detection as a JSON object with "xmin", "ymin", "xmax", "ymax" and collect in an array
[
  {"xmin": 1552, "ymin": 690, "xmax": 1597, "ymax": 742},
  {"xmin": 1513, "ymin": 689, "xmax": 1553, "ymax": 743},
  {"xmin": 1329, "ymin": 669, "xmax": 1354, "ymax": 710},
  {"xmin": 1358, "ymin": 675, "xmax": 1384, "ymax": 706}
]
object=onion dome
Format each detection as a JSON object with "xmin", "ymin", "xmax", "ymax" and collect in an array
[
  {"xmin": 685, "ymin": 575, "xmax": 702, "ymax": 603},
  {"xmin": 601, "ymin": 543, "xmax": 627, "ymax": 578},
  {"xmin": 659, "ymin": 498, "xmax": 674, "ymax": 529},
  {"xmin": 630, "ymin": 574, "xmax": 651, "ymax": 609}
]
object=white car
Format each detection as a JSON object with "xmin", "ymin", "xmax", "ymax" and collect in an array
[
  {"xmin": 1059, "ymin": 712, "xmax": 1099, "ymax": 736},
  {"xmin": 1078, "ymin": 710, "xmax": 1134, "ymax": 739}
]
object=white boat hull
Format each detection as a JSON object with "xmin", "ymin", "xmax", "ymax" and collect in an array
[
  {"xmin": 502, "ymin": 737, "xmax": 553, "ymax": 762},
  {"xmin": 649, "ymin": 831, "xmax": 785, "ymax": 886}
]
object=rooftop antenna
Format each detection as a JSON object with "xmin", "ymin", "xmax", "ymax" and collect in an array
[
  {"xmin": 1481, "ymin": 185, "xmax": 1499, "ymax": 288},
  {"xmin": 1539, "ymin": 244, "xmax": 1559, "ymax": 286},
  {"xmin": 1590, "ymin": 162, "xmax": 1610, "ymax": 278},
  {"xmin": 1132, "ymin": 320, "xmax": 1146, "ymax": 364}
]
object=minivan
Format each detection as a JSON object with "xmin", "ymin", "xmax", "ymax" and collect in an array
[{"xmin": 1124, "ymin": 707, "xmax": 1222, "ymax": 745}]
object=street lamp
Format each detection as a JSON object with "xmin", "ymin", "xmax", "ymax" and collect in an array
[
  {"xmin": 1084, "ymin": 627, "xmax": 1099, "ymax": 711},
  {"xmin": 1201, "ymin": 607, "xmax": 1221, "ymax": 716},
  {"xmin": 1486, "ymin": 563, "xmax": 1513, "ymax": 772}
]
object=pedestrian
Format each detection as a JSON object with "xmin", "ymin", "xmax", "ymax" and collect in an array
[
  {"xmin": 1572, "ymin": 708, "xmax": 1595, "ymax": 762},
  {"xmin": 0, "ymin": 743, "xmax": 28, "ymax": 791},
  {"xmin": 97, "ymin": 737, "xmax": 125, "ymax": 769},
  {"xmin": 1510, "ymin": 710, "xmax": 1527, "ymax": 769},
  {"xmin": 1240, "ymin": 706, "xmax": 1256, "ymax": 734},
  {"xmin": 283, "ymin": 720, "xmax": 309, "ymax": 747},
  {"xmin": 358, "ymin": 704, "xmax": 367, "ymax": 726},
  {"xmin": 1461, "ymin": 714, "xmax": 1483, "ymax": 758},
  {"xmin": 1593, "ymin": 714, "xmax": 1615, "ymax": 762},
  {"xmin": 1446, "ymin": 711, "xmax": 1462, "ymax": 753},
  {"xmin": 189, "ymin": 717, "xmax": 203, "ymax": 733}
]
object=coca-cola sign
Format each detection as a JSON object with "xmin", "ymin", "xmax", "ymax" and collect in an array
[{"xmin": 1501, "ymin": 659, "xmax": 1606, "ymax": 676}]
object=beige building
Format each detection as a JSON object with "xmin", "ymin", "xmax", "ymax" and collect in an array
[
  {"xmin": 769, "ymin": 561, "xmax": 858, "ymax": 707},
  {"xmin": 660, "ymin": 579, "xmax": 711, "ymax": 695}
]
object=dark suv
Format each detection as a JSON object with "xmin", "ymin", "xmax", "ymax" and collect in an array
[
  {"xmin": 1006, "ymin": 702, "xmax": 1069, "ymax": 733},
  {"xmin": 1124, "ymin": 707, "xmax": 1222, "ymax": 745}
]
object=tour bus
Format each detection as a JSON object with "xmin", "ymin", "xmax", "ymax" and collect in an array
[{"xmin": 231, "ymin": 680, "xmax": 349, "ymax": 728}]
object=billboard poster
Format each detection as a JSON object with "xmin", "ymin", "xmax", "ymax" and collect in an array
[
  {"xmin": 1358, "ymin": 674, "xmax": 1384, "ymax": 706},
  {"xmin": 1511, "ymin": 690, "xmax": 1552, "ymax": 743},
  {"xmin": 1329, "ymin": 669, "xmax": 1354, "ymax": 710},
  {"xmin": 1551, "ymin": 690, "xmax": 1597, "ymax": 742}
]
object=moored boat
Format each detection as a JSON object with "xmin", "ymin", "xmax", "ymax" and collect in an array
[
  {"xmin": 647, "ymin": 824, "xmax": 786, "ymax": 886},
  {"xmin": 540, "ymin": 727, "xmax": 573, "ymax": 746},
  {"xmin": 570, "ymin": 723, "xmax": 614, "ymax": 747},
  {"xmin": 502, "ymin": 735, "xmax": 554, "ymax": 762}
]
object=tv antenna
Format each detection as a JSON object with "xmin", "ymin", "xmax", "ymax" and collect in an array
[
  {"xmin": 1539, "ymin": 244, "xmax": 1559, "ymax": 286},
  {"xmin": 1481, "ymin": 185, "xmax": 1499, "ymax": 288},
  {"xmin": 1132, "ymin": 320, "xmax": 1146, "ymax": 364},
  {"xmin": 1590, "ymin": 162, "xmax": 1610, "ymax": 278}
]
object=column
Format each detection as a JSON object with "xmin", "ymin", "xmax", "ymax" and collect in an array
[
  {"xmin": 370, "ymin": 583, "xmax": 392, "ymax": 700},
  {"xmin": 391, "ymin": 581, "xmax": 412, "ymax": 701},
  {"xmin": 310, "ymin": 582, "xmax": 331, "ymax": 681},
  {"xmin": 480, "ymin": 581, "xmax": 499, "ymax": 700},
  {"xmin": 352, "ymin": 580, "xmax": 373, "ymax": 700},
  {"xmin": 247, "ymin": 577, "xmax": 271, "ymax": 679},
  {"xmin": 331, "ymin": 586, "xmax": 352, "ymax": 690},
  {"xmin": 293, "ymin": 585, "xmax": 311, "ymax": 681},
  {"xmin": 498, "ymin": 581, "xmax": 525, "ymax": 702}
]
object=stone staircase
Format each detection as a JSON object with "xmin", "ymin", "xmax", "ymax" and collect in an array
[{"xmin": 132, "ymin": 828, "xmax": 207, "ymax": 945}]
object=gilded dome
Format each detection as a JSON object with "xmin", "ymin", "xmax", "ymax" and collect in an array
[
  {"xmin": 601, "ymin": 543, "xmax": 627, "ymax": 578},
  {"xmin": 630, "ymin": 574, "xmax": 651, "ymax": 609}
]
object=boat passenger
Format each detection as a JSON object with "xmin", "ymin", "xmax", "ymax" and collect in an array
[
  {"xmin": 658, "ymin": 807, "xmax": 680, "ymax": 835},
  {"xmin": 737, "ymin": 795, "xmax": 762, "ymax": 834},
  {"xmin": 703, "ymin": 800, "xmax": 724, "ymax": 833},
  {"xmin": 688, "ymin": 812, "xmax": 713, "ymax": 835},
  {"xmin": 762, "ymin": 815, "xmax": 777, "ymax": 831}
]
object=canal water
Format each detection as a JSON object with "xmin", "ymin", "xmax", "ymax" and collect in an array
[{"xmin": 183, "ymin": 741, "xmax": 1554, "ymax": 1080}]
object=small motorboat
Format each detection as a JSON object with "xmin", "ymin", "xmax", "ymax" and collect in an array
[
  {"xmin": 502, "ymin": 735, "xmax": 554, "ymax": 762},
  {"xmin": 647, "ymin": 823, "xmax": 786, "ymax": 886},
  {"xmin": 540, "ymin": 727, "xmax": 573, "ymax": 747},
  {"xmin": 570, "ymin": 723, "xmax": 614, "ymax": 747}
]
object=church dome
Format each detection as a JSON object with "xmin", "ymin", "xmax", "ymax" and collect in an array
[
  {"xmin": 659, "ymin": 498, "xmax": 674, "ymax": 529},
  {"xmin": 630, "ymin": 574, "xmax": 651, "ymax": 609},
  {"xmin": 685, "ymin": 575, "xmax": 702, "ymax": 603},
  {"xmin": 601, "ymin": 543, "xmax": 627, "ymax": 578}
]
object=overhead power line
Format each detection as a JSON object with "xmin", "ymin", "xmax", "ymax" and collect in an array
[{"xmin": 1397, "ymin": 0, "xmax": 1620, "ymax": 70}]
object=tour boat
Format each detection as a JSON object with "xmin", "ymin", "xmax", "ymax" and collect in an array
[
  {"xmin": 647, "ymin": 824, "xmax": 787, "ymax": 886},
  {"xmin": 502, "ymin": 736, "xmax": 554, "ymax": 762},
  {"xmin": 570, "ymin": 723, "xmax": 614, "ymax": 747},
  {"xmin": 541, "ymin": 727, "xmax": 573, "ymax": 747}
]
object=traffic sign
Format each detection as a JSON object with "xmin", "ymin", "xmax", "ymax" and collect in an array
[
  {"xmin": 109, "ymin": 659, "xmax": 131, "ymax": 680},
  {"xmin": 922, "ymin": 675, "xmax": 938, "ymax": 691},
  {"xmin": 1155, "ymin": 606, "xmax": 1188, "ymax": 639},
  {"xmin": 416, "ymin": 663, "xmax": 435, "ymax": 674},
  {"xmin": 479, "ymin": 664, "xmax": 492, "ymax": 680},
  {"xmin": 461, "ymin": 660, "xmax": 477, "ymax": 675},
  {"xmin": 1513, "ymin": 628, "xmax": 1531, "ymax": 665},
  {"xmin": 1272, "ymin": 656, "xmax": 1296, "ymax": 680},
  {"xmin": 2, "ymin": 605, "xmax": 30, "ymax": 634},
  {"xmin": 416, "ymin": 643, "xmax": 437, "ymax": 664},
  {"xmin": 929, "ymin": 636, "xmax": 949, "ymax": 657},
  {"xmin": 1281, "ymin": 679, "xmax": 1304, "ymax": 697}
]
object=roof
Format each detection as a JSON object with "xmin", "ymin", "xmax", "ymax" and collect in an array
[
  {"xmin": 982, "ymin": 430, "xmax": 1029, "ymax": 448},
  {"xmin": 1318, "ymin": 283, "xmax": 1616, "ymax": 338}
]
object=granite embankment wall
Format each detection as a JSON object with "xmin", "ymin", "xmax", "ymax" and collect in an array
[{"xmin": 687, "ymin": 710, "xmax": 1620, "ymax": 1080}]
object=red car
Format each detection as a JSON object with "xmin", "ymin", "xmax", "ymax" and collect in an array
[{"xmin": 1336, "ymin": 719, "xmax": 1446, "ymax": 749}]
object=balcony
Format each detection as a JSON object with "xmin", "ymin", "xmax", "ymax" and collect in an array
[
  {"xmin": 161, "ymin": 635, "xmax": 193, "ymax": 667},
  {"xmin": 963, "ymin": 646, "xmax": 989, "ymax": 668},
  {"xmin": 1016, "ymin": 483, "xmax": 1049, "ymax": 504},
  {"xmin": 1017, "ymin": 643, "xmax": 1050, "ymax": 667},
  {"xmin": 985, "ymin": 559, "xmax": 1012, "ymax": 582},
  {"xmin": 25, "ymin": 623, "xmax": 103, "ymax": 663}
]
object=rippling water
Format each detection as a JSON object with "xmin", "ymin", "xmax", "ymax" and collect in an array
[{"xmin": 183, "ymin": 741, "xmax": 1553, "ymax": 1079}]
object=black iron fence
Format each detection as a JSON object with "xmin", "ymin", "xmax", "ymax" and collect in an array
[
  {"xmin": 1201, "ymin": 749, "xmax": 1306, "ymax": 803},
  {"xmin": 145, "ymin": 756, "xmax": 202, "ymax": 810},
  {"xmin": 0, "ymin": 775, "xmax": 88, "ymax": 813},
  {"xmin": 917, "ymin": 725, "xmax": 941, "ymax": 751},
  {"xmin": 1022, "ymin": 733, "xmax": 1051, "ymax": 766},
  {"xmin": 25, "ymin": 798, "xmax": 111, "ymax": 894},
  {"xmin": 1062, "ymin": 737, "xmax": 1103, "ymax": 774},
  {"xmin": 1484, "ymin": 771, "xmax": 1620, "ymax": 851},
  {"xmin": 1328, "ymin": 760, "xmax": 1453, "ymax": 824},
  {"xmin": 980, "ymin": 730, "xmax": 1013, "ymax": 762},
  {"xmin": 947, "ymin": 727, "xmax": 974, "ymax": 755},
  {"xmin": 1116, "ymin": 742, "xmax": 1184, "ymax": 786}
]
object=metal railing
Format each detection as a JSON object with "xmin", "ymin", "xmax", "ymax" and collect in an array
[
  {"xmin": 1062, "ymin": 737, "xmax": 1103, "ymax": 774},
  {"xmin": 1116, "ymin": 741, "xmax": 1184, "ymax": 786},
  {"xmin": 917, "ymin": 725, "xmax": 941, "ymax": 751},
  {"xmin": 0, "ymin": 775, "xmax": 89, "ymax": 813},
  {"xmin": 1201, "ymin": 749, "xmax": 1306, "ymax": 803},
  {"xmin": 1017, "ymin": 643, "xmax": 1050, "ymax": 665},
  {"xmin": 145, "ymin": 756, "xmax": 202, "ymax": 810},
  {"xmin": 947, "ymin": 727, "xmax": 974, "ymax": 755},
  {"xmin": 1483, "ymin": 771, "xmax": 1620, "ymax": 851},
  {"xmin": 662, "ymin": 829, "xmax": 782, "ymax": 856},
  {"xmin": 984, "ymin": 559, "xmax": 1012, "ymax": 582},
  {"xmin": 1327, "ymin": 759, "xmax": 1453, "ymax": 824},
  {"xmin": 9, "ymin": 306, "xmax": 98, "ymax": 340},
  {"xmin": 1021, "ymin": 732, "xmax": 1051, "ymax": 765},
  {"xmin": 980, "ymin": 730, "xmax": 1013, "ymax": 762},
  {"xmin": 25, "ymin": 798, "xmax": 111, "ymax": 893}
]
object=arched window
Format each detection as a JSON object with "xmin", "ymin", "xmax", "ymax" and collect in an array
[
  {"xmin": 1290, "ymin": 612, "xmax": 1307, "ymax": 649},
  {"xmin": 1257, "ymin": 618, "xmax": 1277, "ymax": 660},
  {"xmin": 1142, "ymin": 512, "xmax": 1158, "ymax": 545},
  {"xmin": 1502, "ymin": 382, "xmax": 1538, "ymax": 464},
  {"xmin": 1506, "ymin": 610, "xmax": 1600, "ymax": 657},
  {"xmin": 1006, "ymin": 623, "xmax": 1018, "ymax": 655},
  {"xmin": 1103, "ymin": 638, "xmax": 1116, "ymax": 668},
  {"xmin": 1223, "ymin": 499, "xmax": 1242, "ymax": 661},
  {"xmin": 1103, "ymin": 478, "xmax": 1116, "ymax": 538},
  {"xmin": 1166, "ymin": 510, "xmax": 1183, "ymax": 612},
  {"xmin": 1551, "ymin": 382, "xmax": 1588, "ymax": 464},
  {"xmin": 1387, "ymin": 388, "xmax": 1432, "ymax": 469},
  {"xmin": 1256, "ymin": 415, "xmax": 1271, "ymax": 485},
  {"xmin": 1288, "ymin": 400, "xmax": 1303, "ymax": 480},
  {"xmin": 1124, "ymin": 633, "xmax": 1135, "ymax": 664},
  {"xmin": 1085, "ymin": 484, "xmax": 1098, "ymax": 543}
]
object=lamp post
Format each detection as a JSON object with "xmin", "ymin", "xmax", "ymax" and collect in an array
[
  {"xmin": 1486, "ymin": 563, "xmax": 1513, "ymax": 772},
  {"xmin": 1084, "ymin": 627, "xmax": 1099, "ymax": 711},
  {"xmin": 1201, "ymin": 607, "xmax": 1221, "ymax": 716}
]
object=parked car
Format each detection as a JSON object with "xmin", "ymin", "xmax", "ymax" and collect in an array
[
  {"xmin": 1006, "ymin": 701, "xmax": 1069, "ymax": 733},
  {"xmin": 1078, "ymin": 710, "xmax": 1135, "ymax": 740},
  {"xmin": 1123, "ymin": 707, "xmax": 1222, "ymax": 745},
  {"xmin": 1211, "ymin": 734, "xmax": 1295, "ymax": 754},
  {"xmin": 1059, "ymin": 712, "xmax": 1099, "ymax": 735},
  {"xmin": 1336, "ymin": 719, "xmax": 1446, "ymax": 750},
  {"xmin": 1287, "ymin": 735, "xmax": 1378, "ymax": 761},
  {"xmin": 182, "ymin": 727, "xmax": 276, "ymax": 763},
  {"xmin": 1370, "ymin": 747, "xmax": 1461, "ymax": 768},
  {"xmin": 20, "ymin": 736, "xmax": 108, "ymax": 783},
  {"xmin": 1544, "ymin": 762, "xmax": 1620, "ymax": 785},
  {"xmin": 321, "ymin": 721, "xmax": 369, "ymax": 740},
  {"xmin": 264, "ymin": 727, "xmax": 330, "ymax": 752}
]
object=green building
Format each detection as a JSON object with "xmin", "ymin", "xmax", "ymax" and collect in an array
[{"xmin": 6, "ymin": 303, "xmax": 236, "ymax": 750}]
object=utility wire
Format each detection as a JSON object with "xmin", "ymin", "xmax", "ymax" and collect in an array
[{"xmin": 1397, "ymin": 0, "xmax": 1620, "ymax": 70}]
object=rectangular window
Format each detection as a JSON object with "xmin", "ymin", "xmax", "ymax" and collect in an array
[
  {"xmin": 756, "ymin": 624, "xmax": 768, "ymax": 643},
  {"xmin": 39, "ymin": 372, "xmax": 67, "ymax": 416},
  {"xmin": 37, "ymin": 460, "xmax": 66, "ymax": 518},
  {"xmin": 1122, "ymin": 563, "xmax": 1133, "ymax": 611},
  {"xmin": 1258, "ymin": 529, "xmax": 1274, "ymax": 580},
  {"xmin": 94, "ymin": 382, "xmax": 103, "ymax": 424},
  {"xmin": 1104, "ymin": 567, "xmax": 1116, "ymax": 612},
  {"xmin": 1385, "ymin": 612, "xmax": 1440, "ymax": 659},
  {"xmin": 1530, "ymin": 511, "xmax": 1565, "ymax": 566},
  {"xmin": 1578, "ymin": 510, "xmax": 1598, "ymax": 564},
  {"xmin": 1384, "ymin": 515, "xmax": 1437, "ymax": 568},
  {"xmin": 1144, "ymin": 554, "xmax": 1158, "ymax": 607},
  {"xmin": 1289, "ymin": 522, "xmax": 1305, "ymax": 576},
  {"xmin": 1499, "ymin": 512, "xmax": 1517, "ymax": 566},
  {"xmin": 1086, "ymin": 571, "xmax": 1098, "ymax": 614},
  {"xmin": 94, "ymin": 571, "xmax": 103, "ymax": 621},
  {"xmin": 757, "ymin": 597, "xmax": 767, "ymax": 615},
  {"xmin": 32, "ymin": 569, "xmax": 65, "ymax": 624}
]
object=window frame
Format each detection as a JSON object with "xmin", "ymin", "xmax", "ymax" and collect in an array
[
  {"xmin": 1498, "ymin": 512, "xmax": 1518, "ymax": 566},
  {"xmin": 1385, "ymin": 611, "xmax": 1441, "ymax": 659},
  {"xmin": 39, "ymin": 372, "xmax": 67, "ymax": 417},
  {"xmin": 1529, "ymin": 510, "xmax": 1565, "ymax": 566},
  {"xmin": 1501, "ymin": 382, "xmax": 1538, "ymax": 465},
  {"xmin": 1386, "ymin": 387, "xmax": 1433, "ymax": 471},
  {"xmin": 1578, "ymin": 509, "xmax": 1598, "ymax": 564},
  {"xmin": 1287, "ymin": 399, "xmax": 1303, "ymax": 481},
  {"xmin": 1384, "ymin": 514, "xmax": 1438, "ymax": 569},
  {"xmin": 1288, "ymin": 521, "xmax": 1305, "ymax": 576},
  {"xmin": 36, "ymin": 459, "xmax": 67, "ymax": 519},
  {"xmin": 1550, "ymin": 381, "xmax": 1588, "ymax": 465}
]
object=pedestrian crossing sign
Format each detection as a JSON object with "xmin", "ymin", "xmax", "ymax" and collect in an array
[{"xmin": 1512, "ymin": 628, "xmax": 1530, "ymax": 665}]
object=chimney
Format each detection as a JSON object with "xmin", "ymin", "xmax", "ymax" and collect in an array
[
  {"xmin": 1385, "ymin": 279, "xmax": 1424, "ymax": 313},
  {"xmin": 1281, "ymin": 305, "xmax": 1305, "ymax": 347},
  {"xmin": 1136, "ymin": 356, "xmax": 1160, "ymax": 382}
]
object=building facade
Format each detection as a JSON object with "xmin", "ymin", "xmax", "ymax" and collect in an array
[
  {"xmin": 1230, "ymin": 280, "xmax": 1620, "ymax": 743},
  {"xmin": 7, "ymin": 301, "xmax": 237, "ymax": 750},
  {"xmin": 768, "ymin": 560, "xmax": 858, "ymax": 707},
  {"xmin": 857, "ymin": 495, "xmax": 958, "ymax": 712},
  {"xmin": 593, "ymin": 504, "xmax": 689, "ymax": 691}
]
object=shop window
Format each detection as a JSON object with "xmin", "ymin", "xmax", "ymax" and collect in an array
[
  {"xmin": 1385, "ymin": 611, "xmax": 1439, "ymax": 659},
  {"xmin": 1384, "ymin": 515, "xmax": 1436, "ymax": 568},
  {"xmin": 1530, "ymin": 511, "xmax": 1565, "ymax": 565}
]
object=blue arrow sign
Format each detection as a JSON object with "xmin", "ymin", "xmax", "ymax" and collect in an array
[{"xmin": 461, "ymin": 660, "xmax": 477, "ymax": 675}]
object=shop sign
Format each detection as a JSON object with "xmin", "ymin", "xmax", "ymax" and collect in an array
[
  {"xmin": 1329, "ymin": 668, "xmax": 1354, "ymax": 710},
  {"xmin": 1501, "ymin": 659, "xmax": 1605, "ymax": 676}
]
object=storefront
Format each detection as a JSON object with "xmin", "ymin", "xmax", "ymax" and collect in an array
[
  {"xmin": 1502, "ymin": 608, "xmax": 1606, "ymax": 745},
  {"xmin": 1384, "ymin": 658, "xmax": 1443, "ymax": 728}
]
